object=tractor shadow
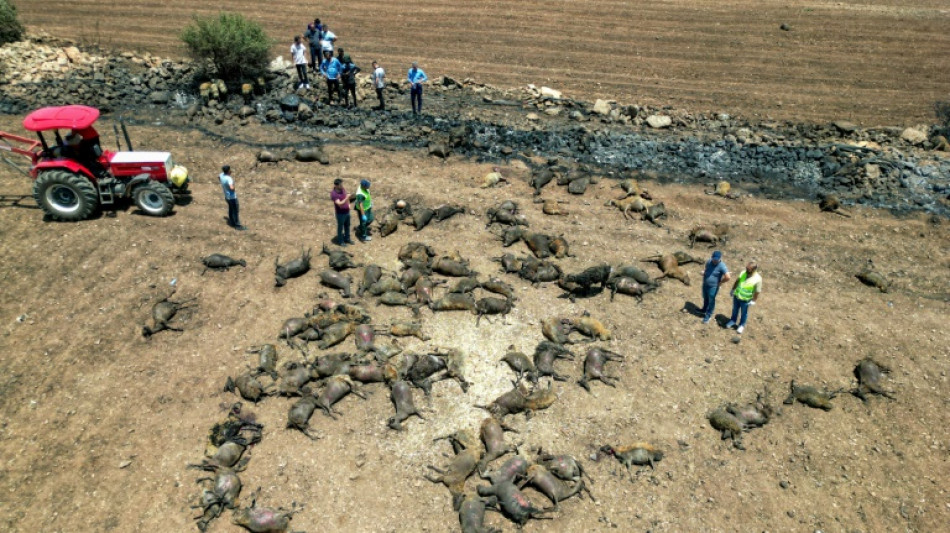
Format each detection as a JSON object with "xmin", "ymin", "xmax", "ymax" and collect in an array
[
  {"xmin": 130, "ymin": 208, "xmax": 178, "ymax": 218},
  {"xmin": 0, "ymin": 195, "xmax": 40, "ymax": 211}
]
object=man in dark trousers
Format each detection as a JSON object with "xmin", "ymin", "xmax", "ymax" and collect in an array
[
  {"xmin": 320, "ymin": 50, "xmax": 343, "ymax": 105},
  {"xmin": 354, "ymin": 179, "xmax": 374, "ymax": 242},
  {"xmin": 371, "ymin": 61, "xmax": 386, "ymax": 110},
  {"xmin": 340, "ymin": 54, "xmax": 361, "ymax": 108},
  {"xmin": 291, "ymin": 36, "xmax": 310, "ymax": 89},
  {"xmin": 407, "ymin": 61, "xmax": 428, "ymax": 114},
  {"xmin": 219, "ymin": 165, "xmax": 246, "ymax": 230},
  {"xmin": 305, "ymin": 21, "xmax": 322, "ymax": 72},
  {"xmin": 699, "ymin": 250, "xmax": 730, "ymax": 324},
  {"xmin": 330, "ymin": 178, "xmax": 352, "ymax": 245}
]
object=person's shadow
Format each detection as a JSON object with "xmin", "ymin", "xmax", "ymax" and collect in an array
[{"xmin": 682, "ymin": 301, "xmax": 704, "ymax": 317}]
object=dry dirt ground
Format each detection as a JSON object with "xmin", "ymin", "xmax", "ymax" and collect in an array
[
  {"xmin": 14, "ymin": 0, "xmax": 950, "ymax": 126},
  {"xmin": 0, "ymin": 112, "xmax": 949, "ymax": 532}
]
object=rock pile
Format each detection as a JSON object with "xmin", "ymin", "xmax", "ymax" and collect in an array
[{"xmin": 1, "ymin": 33, "xmax": 947, "ymax": 215}]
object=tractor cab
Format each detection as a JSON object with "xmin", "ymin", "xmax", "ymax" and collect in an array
[
  {"xmin": 0, "ymin": 105, "xmax": 189, "ymax": 221},
  {"xmin": 23, "ymin": 106, "xmax": 110, "ymax": 178}
]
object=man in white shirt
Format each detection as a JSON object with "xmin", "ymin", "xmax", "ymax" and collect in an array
[
  {"xmin": 371, "ymin": 61, "xmax": 386, "ymax": 110},
  {"xmin": 319, "ymin": 26, "xmax": 337, "ymax": 58},
  {"xmin": 290, "ymin": 36, "xmax": 310, "ymax": 89}
]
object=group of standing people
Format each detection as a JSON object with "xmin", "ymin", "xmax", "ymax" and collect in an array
[
  {"xmin": 290, "ymin": 17, "xmax": 428, "ymax": 112},
  {"xmin": 699, "ymin": 251, "xmax": 762, "ymax": 335},
  {"xmin": 331, "ymin": 178, "xmax": 374, "ymax": 245},
  {"xmin": 215, "ymin": 165, "xmax": 377, "ymax": 244},
  {"xmin": 216, "ymin": 176, "xmax": 763, "ymax": 337}
]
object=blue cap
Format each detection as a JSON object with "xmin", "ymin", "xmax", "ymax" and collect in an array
[
  {"xmin": 360, "ymin": 179, "xmax": 371, "ymax": 188},
  {"xmin": 711, "ymin": 251, "xmax": 722, "ymax": 261}
]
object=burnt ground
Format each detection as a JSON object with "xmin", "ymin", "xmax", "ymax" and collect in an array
[
  {"xmin": 15, "ymin": 0, "xmax": 950, "ymax": 126},
  {"xmin": 0, "ymin": 110, "xmax": 948, "ymax": 532}
]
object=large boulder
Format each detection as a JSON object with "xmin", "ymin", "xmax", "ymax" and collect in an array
[
  {"xmin": 148, "ymin": 91, "xmax": 170, "ymax": 104},
  {"xmin": 269, "ymin": 56, "xmax": 292, "ymax": 71},
  {"xmin": 592, "ymin": 99, "xmax": 612, "ymax": 115},
  {"xmin": 646, "ymin": 115, "xmax": 672, "ymax": 129},
  {"xmin": 280, "ymin": 94, "xmax": 301, "ymax": 112},
  {"xmin": 63, "ymin": 46, "xmax": 83, "ymax": 64},
  {"xmin": 428, "ymin": 143, "xmax": 451, "ymax": 159},
  {"xmin": 833, "ymin": 121, "xmax": 858, "ymax": 134},
  {"xmin": 901, "ymin": 126, "xmax": 928, "ymax": 145}
]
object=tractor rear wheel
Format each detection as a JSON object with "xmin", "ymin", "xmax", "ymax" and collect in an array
[
  {"xmin": 32, "ymin": 170, "xmax": 99, "ymax": 221},
  {"xmin": 133, "ymin": 181, "xmax": 175, "ymax": 217}
]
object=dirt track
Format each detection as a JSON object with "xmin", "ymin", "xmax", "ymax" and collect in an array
[
  {"xmin": 1, "ymin": 110, "xmax": 949, "ymax": 532},
  {"xmin": 14, "ymin": 0, "xmax": 950, "ymax": 125}
]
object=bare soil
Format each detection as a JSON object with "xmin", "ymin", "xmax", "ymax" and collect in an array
[
  {"xmin": 0, "ymin": 111, "xmax": 948, "ymax": 532},
  {"xmin": 15, "ymin": 0, "xmax": 950, "ymax": 125}
]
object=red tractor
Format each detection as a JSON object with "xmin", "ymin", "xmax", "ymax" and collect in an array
[{"xmin": 0, "ymin": 105, "xmax": 189, "ymax": 221}]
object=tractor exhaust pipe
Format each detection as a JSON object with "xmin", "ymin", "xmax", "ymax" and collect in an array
[
  {"xmin": 120, "ymin": 119, "xmax": 133, "ymax": 151},
  {"xmin": 112, "ymin": 122, "xmax": 121, "ymax": 152}
]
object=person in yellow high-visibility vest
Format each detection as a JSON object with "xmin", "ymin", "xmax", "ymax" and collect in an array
[
  {"xmin": 725, "ymin": 262, "xmax": 761, "ymax": 334},
  {"xmin": 354, "ymin": 179, "xmax": 374, "ymax": 242}
]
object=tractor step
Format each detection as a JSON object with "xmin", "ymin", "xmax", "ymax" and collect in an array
[{"xmin": 97, "ymin": 177, "xmax": 115, "ymax": 205}]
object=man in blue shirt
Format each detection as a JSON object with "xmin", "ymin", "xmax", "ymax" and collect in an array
[
  {"xmin": 700, "ymin": 250, "xmax": 730, "ymax": 323},
  {"xmin": 305, "ymin": 20, "xmax": 322, "ymax": 72},
  {"xmin": 407, "ymin": 62, "xmax": 428, "ymax": 114},
  {"xmin": 219, "ymin": 165, "xmax": 246, "ymax": 231},
  {"xmin": 320, "ymin": 51, "xmax": 343, "ymax": 105}
]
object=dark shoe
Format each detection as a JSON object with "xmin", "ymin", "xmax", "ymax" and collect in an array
[{"xmin": 234, "ymin": 225, "xmax": 247, "ymax": 231}]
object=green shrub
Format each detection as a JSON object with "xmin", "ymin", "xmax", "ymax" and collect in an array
[
  {"xmin": 180, "ymin": 12, "xmax": 272, "ymax": 82},
  {"xmin": 0, "ymin": 0, "xmax": 26, "ymax": 45}
]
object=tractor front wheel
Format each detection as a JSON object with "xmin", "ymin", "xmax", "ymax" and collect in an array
[
  {"xmin": 33, "ymin": 170, "xmax": 99, "ymax": 221},
  {"xmin": 133, "ymin": 181, "xmax": 175, "ymax": 217}
]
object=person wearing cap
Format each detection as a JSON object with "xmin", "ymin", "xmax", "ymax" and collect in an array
[
  {"xmin": 725, "ymin": 262, "xmax": 762, "ymax": 334},
  {"xmin": 354, "ymin": 179, "xmax": 374, "ymax": 242},
  {"xmin": 700, "ymin": 250, "xmax": 730, "ymax": 324},
  {"xmin": 330, "ymin": 178, "xmax": 352, "ymax": 246},
  {"xmin": 340, "ymin": 54, "xmax": 361, "ymax": 108},
  {"xmin": 407, "ymin": 62, "xmax": 428, "ymax": 114},
  {"xmin": 219, "ymin": 165, "xmax": 246, "ymax": 230}
]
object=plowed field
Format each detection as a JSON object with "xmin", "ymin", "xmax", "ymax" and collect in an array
[{"xmin": 15, "ymin": 0, "xmax": 950, "ymax": 125}]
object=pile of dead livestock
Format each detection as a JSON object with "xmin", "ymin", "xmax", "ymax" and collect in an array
[{"xmin": 142, "ymin": 170, "xmax": 900, "ymax": 532}]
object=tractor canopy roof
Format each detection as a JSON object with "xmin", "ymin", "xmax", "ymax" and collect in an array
[{"xmin": 22, "ymin": 105, "xmax": 100, "ymax": 132}]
